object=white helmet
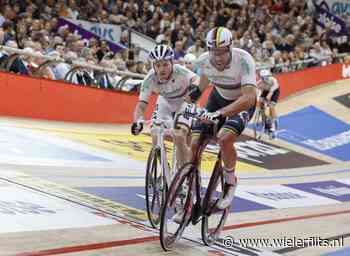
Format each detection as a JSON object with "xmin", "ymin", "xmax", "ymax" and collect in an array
[
  {"xmin": 184, "ymin": 53, "xmax": 196, "ymax": 63},
  {"xmin": 259, "ymin": 69, "xmax": 271, "ymax": 78},
  {"xmin": 149, "ymin": 44, "xmax": 174, "ymax": 61},
  {"xmin": 206, "ymin": 27, "xmax": 233, "ymax": 49}
]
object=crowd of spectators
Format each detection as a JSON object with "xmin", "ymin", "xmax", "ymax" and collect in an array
[{"xmin": 0, "ymin": 0, "xmax": 349, "ymax": 91}]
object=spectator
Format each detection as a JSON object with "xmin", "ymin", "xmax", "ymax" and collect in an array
[{"xmin": 173, "ymin": 40, "xmax": 185, "ymax": 61}]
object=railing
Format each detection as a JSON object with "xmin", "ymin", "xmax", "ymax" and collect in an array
[
  {"xmin": 0, "ymin": 45, "xmax": 349, "ymax": 91},
  {"xmin": 0, "ymin": 45, "xmax": 145, "ymax": 91},
  {"xmin": 256, "ymin": 53, "xmax": 349, "ymax": 73}
]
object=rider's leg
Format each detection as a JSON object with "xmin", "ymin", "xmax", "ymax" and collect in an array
[
  {"xmin": 269, "ymin": 104, "xmax": 278, "ymax": 131},
  {"xmin": 215, "ymin": 107, "xmax": 255, "ymax": 209},
  {"xmin": 173, "ymin": 126, "xmax": 190, "ymax": 170},
  {"xmin": 216, "ymin": 129, "xmax": 238, "ymax": 210},
  {"xmin": 269, "ymin": 89, "xmax": 280, "ymax": 131}
]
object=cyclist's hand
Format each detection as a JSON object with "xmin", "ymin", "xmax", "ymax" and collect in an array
[
  {"xmin": 200, "ymin": 110, "xmax": 222, "ymax": 123},
  {"xmin": 131, "ymin": 120, "xmax": 143, "ymax": 135},
  {"xmin": 266, "ymin": 94, "xmax": 272, "ymax": 103},
  {"xmin": 183, "ymin": 103, "xmax": 198, "ymax": 119}
]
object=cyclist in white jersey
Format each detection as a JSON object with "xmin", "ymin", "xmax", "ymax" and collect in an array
[
  {"xmin": 185, "ymin": 27, "xmax": 257, "ymax": 210},
  {"xmin": 258, "ymin": 69, "xmax": 280, "ymax": 134},
  {"xmin": 131, "ymin": 44, "xmax": 200, "ymax": 169}
]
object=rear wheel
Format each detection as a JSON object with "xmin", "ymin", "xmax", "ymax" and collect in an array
[
  {"xmin": 201, "ymin": 157, "xmax": 229, "ymax": 246},
  {"xmin": 145, "ymin": 147, "xmax": 166, "ymax": 228},
  {"xmin": 159, "ymin": 163, "xmax": 195, "ymax": 251}
]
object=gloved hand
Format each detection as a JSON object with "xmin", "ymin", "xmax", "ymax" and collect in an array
[
  {"xmin": 183, "ymin": 103, "xmax": 198, "ymax": 119},
  {"xmin": 131, "ymin": 120, "xmax": 143, "ymax": 135},
  {"xmin": 200, "ymin": 110, "xmax": 222, "ymax": 122}
]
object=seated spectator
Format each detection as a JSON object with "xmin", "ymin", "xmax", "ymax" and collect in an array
[
  {"xmin": 173, "ymin": 40, "xmax": 185, "ymax": 61},
  {"xmin": 310, "ymin": 42, "xmax": 332, "ymax": 66}
]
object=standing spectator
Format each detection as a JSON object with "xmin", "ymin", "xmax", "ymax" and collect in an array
[{"xmin": 173, "ymin": 40, "xmax": 185, "ymax": 61}]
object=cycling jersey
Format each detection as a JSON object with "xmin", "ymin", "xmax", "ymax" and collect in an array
[
  {"xmin": 258, "ymin": 76, "xmax": 279, "ymax": 92},
  {"xmin": 139, "ymin": 64, "xmax": 199, "ymax": 111},
  {"xmin": 196, "ymin": 48, "xmax": 257, "ymax": 101}
]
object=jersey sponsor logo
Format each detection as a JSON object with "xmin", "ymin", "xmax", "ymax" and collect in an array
[
  {"xmin": 334, "ymin": 93, "xmax": 350, "ymax": 108},
  {"xmin": 278, "ymin": 106, "xmax": 350, "ymax": 160},
  {"xmin": 241, "ymin": 56, "xmax": 252, "ymax": 75}
]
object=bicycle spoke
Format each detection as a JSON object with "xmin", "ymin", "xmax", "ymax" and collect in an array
[{"xmin": 160, "ymin": 163, "xmax": 194, "ymax": 251}]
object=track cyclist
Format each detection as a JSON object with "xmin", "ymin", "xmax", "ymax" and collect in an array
[
  {"xmin": 258, "ymin": 69, "xmax": 280, "ymax": 137},
  {"xmin": 183, "ymin": 26, "xmax": 257, "ymax": 215},
  {"xmin": 131, "ymin": 44, "xmax": 201, "ymax": 170}
]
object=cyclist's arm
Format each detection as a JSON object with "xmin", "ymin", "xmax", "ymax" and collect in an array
[
  {"xmin": 185, "ymin": 72, "xmax": 209, "ymax": 103},
  {"xmin": 218, "ymin": 85, "xmax": 257, "ymax": 117},
  {"xmin": 133, "ymin": 101, "xmax": 148, "ymax": 122}
]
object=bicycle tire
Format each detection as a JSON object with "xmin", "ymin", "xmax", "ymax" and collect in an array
[
  {"xmin": 145, "ymin": 146, "xmax": 166, "ymax": 228},
  {"xmin": 201, "ymin": 157, "xmax": 229, "ymax": 246},
  {"xmin": 253, "ymin": 109, "xmax": 265, "ymax": 140},
  {"xmin": 159, "ymin": 163, "xmax": 195, "ymax": 251}
]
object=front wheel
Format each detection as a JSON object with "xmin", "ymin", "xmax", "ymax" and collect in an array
[
  {"xmin": 159, "ymin": 163, "xmax": 195, "ymax": 251},
  {"xmin": 201, "ymin": 157, "xmax": 229, "ymax": 246},
  {"xmin": 253, "ymin": 109, "xmax": 265, "ymax": 140},
  {"xmin": 145, "ymin": 147, "xmax": 166, "ymax": 228}
]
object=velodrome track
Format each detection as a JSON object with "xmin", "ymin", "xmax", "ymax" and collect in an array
[{"xmin": 0, "ymin": 79, "xmax": 349, "ymax": 256}]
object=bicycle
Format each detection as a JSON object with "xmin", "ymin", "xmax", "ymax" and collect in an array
[
  {"xmin": 159, "ymin": 109, "xmax": 229, "ymax": 251},
  {"xmin": 253, "ymin": 99, "xmax": 275, "ymax": 140},
  {"xmin": 144, "ymin": 118, "xmax": 177, "ymax": 228}
]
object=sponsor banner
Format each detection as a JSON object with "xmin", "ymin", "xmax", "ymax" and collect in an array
[
  {"xmin": 78, "ymin": 186, "xmax": 273, "ymax": 214},
  {"xmin": 0, "ymin": 127, "xmax": 109, "ymax": 162},
  {"xmin": 236, "ymin": 184, "xmax": 339, "ymax": 208},
  {"xmin": 313, "ymin": 0, "xmax": 348, "ymax": 36},
  {"xmin": 0, "ymin": 64, "xmax": 346, "ymax": 124},
  {"xmin": 57, "ymin": 18, "xmax": 127, "ymax": 52},
  {"xmin": 313, "ymin": 0, "xmax": 350, "ymax": 16},
  {"xmin": 334, "ymin": 93, "xmax": 350, "ymax": 108},
  {"xmin": 286, "ymin": 181, "xmax": 350, "ymax": 202},
  {"xmin": 223, "ymin": 135, "xmax": 326, "ymax": 169},
  {"xmin": 278, "ymin": 106, "xmax": 350, "ymax": 161},
  {"xmin": 0, "ymin": 182, "xmax": 115, "ymax": 233}
]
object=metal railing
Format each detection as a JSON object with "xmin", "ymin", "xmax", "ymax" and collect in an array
[
  {"xmin": 256, "ymin": 52, "xmax": 349, "ymax": 72},
  {"xmin": 0, "ymin": 45, "xmax": 145, "ymax": 91},
  {"xmin": 0, "ymin": 45, "xmax": 348, "ymax": 91}
]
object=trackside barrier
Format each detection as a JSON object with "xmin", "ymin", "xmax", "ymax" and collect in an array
[
  {"xmin": 0, "ymin": 49, "xmax": 349, "ymax": 123},
  {"xmin": 0, "ymin": 71, "xmax": 156, "ymax": 123}
]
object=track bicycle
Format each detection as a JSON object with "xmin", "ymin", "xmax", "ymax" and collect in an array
[
  {"xmin": 253, "ymin": 99, "xmax": 276, "ymax": 140},
  {"xmin": 144, "ymin": 118, "xmax": 178, "ymax": 228},
  {"xmin": 159, "ymin": 109, "xmax": 230, "ymax": 250}
]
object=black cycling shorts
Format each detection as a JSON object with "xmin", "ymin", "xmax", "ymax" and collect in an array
[{"xmin": 192, "ymin": 88, "xmax": 256, "ymax": 136}]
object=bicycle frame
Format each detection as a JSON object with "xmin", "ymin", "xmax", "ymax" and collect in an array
[{"xmin": 148, "ymin": 119, "xmax": 178, "ymax": 188}]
